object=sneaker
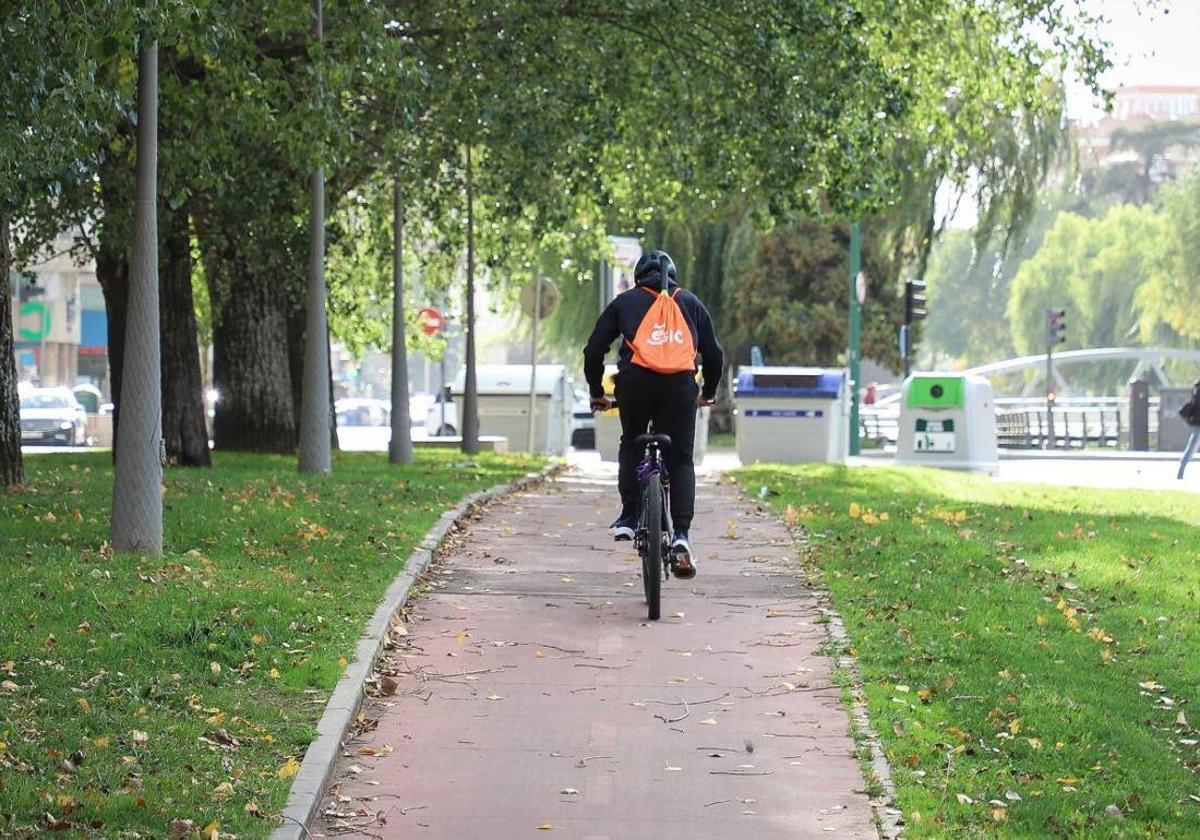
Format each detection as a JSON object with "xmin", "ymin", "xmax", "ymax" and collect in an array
[
  {"xmin": 670, "ymin": 531, "xmax": 697, "ymax": 579},
  {"xmin": 610, "ymin": 513, "xmax": 637, "ymax": 542}
]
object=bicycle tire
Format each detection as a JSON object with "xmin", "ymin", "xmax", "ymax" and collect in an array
[{"xmin": 642, "ymin": 473, "xmax": 663, "ymax": 621}]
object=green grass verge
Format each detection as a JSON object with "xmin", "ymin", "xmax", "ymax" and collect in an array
[
  {"xmin": 733, "ymin": 464, "xmax": 1200, "ymax": 839},
  {"xmin": 1, "ymin": 449, "xmax": 542, "ymax": 838},
  {"xmin": 707, "ymin": 430, "xmax": 735, "ymax": 449}
]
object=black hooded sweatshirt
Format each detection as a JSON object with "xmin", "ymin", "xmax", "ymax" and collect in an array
[{"xmin": 582, "ymin": 272, "xmax": 724, "ymax": 399}]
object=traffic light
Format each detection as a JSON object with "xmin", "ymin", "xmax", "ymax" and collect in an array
[
  {"xmin": 904, "ymin": 278, "xmax": 927, "ymax": 325},
  {"xmin": 1047, "ymin": 307, "xmax": 1066, "ymax": 346},
  {"xmin": 17, "ymin": 273, "xmax": 44, "ymax": 303}
]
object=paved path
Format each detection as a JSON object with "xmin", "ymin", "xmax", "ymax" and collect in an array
[{"xmin": 312, "ymin": 465, "xmax": 877, "ymax": 839}]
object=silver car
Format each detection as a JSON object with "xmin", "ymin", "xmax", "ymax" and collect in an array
[{"xmin": 20, "ymin": 387, "xmax": 88, "ymax": 446}]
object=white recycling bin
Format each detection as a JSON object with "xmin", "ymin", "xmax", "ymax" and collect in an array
[
  {"xmin": 452, "ymin": 364, "xmax": 571, "ymax": 455},
  {"xmin": 895, "ymin": 373, "xmax": 998, "ymax": 473},
  {"xmin": 735, "ymin": 367, "xmax": 846, "ymax": 464}
]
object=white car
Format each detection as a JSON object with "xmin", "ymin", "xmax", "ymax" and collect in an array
[
  {"xmin": 20, "ymin": 387, "xmax": 88, "ymax": 446},
  {"xmin": 425, "ymin": 391, "xmax": 457, "ymax": 436}
]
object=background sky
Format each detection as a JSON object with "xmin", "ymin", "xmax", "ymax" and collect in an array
[{"xmin": 1068, "ymin": 0, "xmax": 1200, "ymax": 120}]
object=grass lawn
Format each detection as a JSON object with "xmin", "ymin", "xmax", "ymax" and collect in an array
[
  {"xmin": 733, "ymin": 464, "xmax": 1200, "ymax": 839},
  {"xmin": 0, "ymin": 449, "xmax": 541, "ymax": 838}
]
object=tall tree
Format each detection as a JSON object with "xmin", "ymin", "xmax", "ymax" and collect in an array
[
  {"xmin": 298, "ymin": 0, "xmax": 332, "ymax": 475},
  {"xmin": 1136, "ymin": 170, "xmax": 1200, "ymax": 343},
  {"xmin": 111, "ymin": 40, "xmax": 163, "ymax": 554},
  {"xmin": 388, "ymin": 181, "xmax": 414, "ymax": 464},
  {"xmin": 0, "ymin": 1, "xmax": 123, "ymax": 487},
  {"xmin": 0, "ymin": 214, "xmax": 17, "ymax": 487}
]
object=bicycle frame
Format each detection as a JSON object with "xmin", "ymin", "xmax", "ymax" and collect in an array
[{"xmin": 634, "ymin": 440, "xmax": 673, "ymax": 559}]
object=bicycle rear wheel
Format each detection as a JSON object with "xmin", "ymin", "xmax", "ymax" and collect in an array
[{"xmin": 642, "ymin": 473, "xmax": 663, "ymax": 621}]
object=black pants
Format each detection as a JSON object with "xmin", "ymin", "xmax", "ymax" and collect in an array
[{"xmin": 614, "ymin": 366, "xmax": 698, "ymax": 532}]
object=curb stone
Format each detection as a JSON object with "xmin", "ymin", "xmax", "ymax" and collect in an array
[
  {"xmin": 272, "ymin": 461, "xmax": 564, "ymax": 839},
  {"xmin": 749, "ymin": 494, "xmax": 904, "ymax": 840}
]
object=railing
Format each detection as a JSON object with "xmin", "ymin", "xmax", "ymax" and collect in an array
[{"xmin": 859, "ymin": 396, "xmax": 1163, "ymax": 450}]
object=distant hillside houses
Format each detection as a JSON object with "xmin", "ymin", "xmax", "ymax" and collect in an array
[{"xmin": 1074, "ymin": 84, "xmax": 1200, "ymax": 179}]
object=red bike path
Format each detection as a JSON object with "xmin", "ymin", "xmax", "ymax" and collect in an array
[{"xmin": 312, "ymin": 467, "xmax": 879, "ymax": 839}]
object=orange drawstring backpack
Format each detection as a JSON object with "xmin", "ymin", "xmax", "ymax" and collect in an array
[{"xmin": 626, "ymin": 286, "xmax": 696, "ymax": 374}]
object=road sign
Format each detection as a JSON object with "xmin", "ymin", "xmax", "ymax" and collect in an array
[
  {"xmin": 855, "ymin": 271, "xmax": 867, "ymax": 306},
  {"xmin": 418, "ymin": 307, "xmax": 444, "ymax": 336}
]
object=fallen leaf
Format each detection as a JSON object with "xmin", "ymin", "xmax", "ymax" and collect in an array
[
  {"xmin": 380, "ymin": 675, "xmax": 400, "ymax": 695},
  {"xmin": 278, "ymin": 756, "xmax": 301, "ymax": 779},
  {"xmin": 168, "ymin": 818, "xmax": 194, "ymax": 838},
  {"xmin": 131, "ymin": 730, "xmax": 149, "ymax": 746},
  {"xmin": 487, "ymin": 693, "xmax": 504, "ymax": 701},
  {"xmin": 538, "ymin": 824, "xmax": 553, "ymax": 830},
  {"xmin": 699, "ymin": 718, "xmax": 718, "ymax": 726},
  {"xmin": 559, "ymin": 788, "xmax": 580, "ymax": 795},
  {"xmin": 77, "ymin": 698, "xmax": 91, "ymax": 712},
  {"xmin": 201, "ymin": 822, "xmax": 220, "ymax": 840},
  {"xmin": 849, "ymin": 503, "xmax": 862, "ymax": 518},
  {"xmin": 956, "ymin": 793, "xmax": 974, "ymax": 805},
  {"xmin": 212, "ymin": 781, "xmax": 234, "ymax": 801}
]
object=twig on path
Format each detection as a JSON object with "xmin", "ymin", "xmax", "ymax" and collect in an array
[
  {"xmin": 655, "ymin": 700, "xmax": 689, "ymax": 724},
  {"xmin": 570, "ymin": 686, "xmax": 597, "ymax": 694},
  {"xmin": 574, "ymin": 663, "xmax": 631, "ymax": 670},
  {"xmin": 710, "ymin": 770, "xmax": 774, "ymax": 776},
  {"xmin": 705, "ymin": 799, "xmax": 734, "ymax": 807},
  {"xmin": 761, "ymin": 732, "xmax": 818, "ymax": 739},
  {"xmin": 277, "ymin": 813, "xmax": 314, "ymax": 838},
  {"xmin": 636, "ymin": 693, "xmax": 729, "ymax": 708},
  {"xmin": 576, "ymin": 754, "xmax": 614, "ymax": 767}
]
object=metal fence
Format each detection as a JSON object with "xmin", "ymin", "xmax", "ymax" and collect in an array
[{"xmin": 859, "ymin": 396, "xmax": 1165, "ymax": 451}]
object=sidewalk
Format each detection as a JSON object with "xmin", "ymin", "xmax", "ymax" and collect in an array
[{"xmin": 311, "ymin": 464, "xmax": 879, "ymax": 839}]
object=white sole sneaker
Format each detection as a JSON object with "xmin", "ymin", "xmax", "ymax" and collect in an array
[
  {"xmin": 611, "ymin": 525, "xmax": 634, "ymax": 541},
  {"xmin": 670, "ymin": 539, "xmax": 696, "ymax": 578}
]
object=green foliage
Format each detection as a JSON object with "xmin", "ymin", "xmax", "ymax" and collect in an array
[
  {"xmin": 1008, "ymin": 205, "xmax": 1165, "ymax": 356},
  {"xmin": 1136, "ymin": 170, "xmax": 1200, "ymax": 343},
  {"xmin": 923, "ymin": 199, "xmax": 1063, "ymax": 367},
  {"xmin": 730, "ymin": 218, "xmax": 902, "ymax": 370},
  {"xmin": 736, "ymin": 463, "xmax": 1200, "ymax": 838}
]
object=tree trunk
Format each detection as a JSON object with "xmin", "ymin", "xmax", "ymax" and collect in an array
[
  {"xmin": 204, "ymin": 244, "xmax": 297, "ymax": 452},
  {"xmin": 298, "ymin": 0, "xmax": 331, "ymax": 475},
  {"xmin": 0, "ymin": 210, "xmax": 23, "ymax": 489},
  {"xmin": 461, "ymin": 145, "xmax": 479, "ymax": 454},
  {"xmin": 389, "ymin": 180, "xmax": 413, "ymax": 465},
  {"xmin": 159, "ymin": 205, "xmax": 210, "ymax": 466},
  {"xmin": 111, "ymin": 42, "xmax": 163, "ymax": 554}
]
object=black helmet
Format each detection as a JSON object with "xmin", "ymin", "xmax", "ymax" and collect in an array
[{"xmin": 633, "ymin": 249, "xmax": 677, "ymax": 286}]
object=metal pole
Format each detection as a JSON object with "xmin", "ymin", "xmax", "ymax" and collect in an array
[
  {"xmin": 1045, "ymin": 339, "xmax": 1054, "ymax": 450},
  {"xmin": 439, "ymin": 355, "xmax": 446, "ymax": 433},
  {"xmin": 527, "ymin": 279, "xmax": 541, "ymax": 452},
  {"xmin": 848, "ymin": 221, "xmax": 862, "ymax": 456}
]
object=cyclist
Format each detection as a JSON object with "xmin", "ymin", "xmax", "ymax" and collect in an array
[{"xmin": 583, "ymin": 249, "xmax": 724, "ymax": 578}]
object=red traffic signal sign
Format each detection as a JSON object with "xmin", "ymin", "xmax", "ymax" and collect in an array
[{"xmin": 418, "ymin": 307, "xmax": 444, "ymax": 336}]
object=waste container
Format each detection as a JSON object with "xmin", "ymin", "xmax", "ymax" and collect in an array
[
  {"xmin": 734, "ymin": 366, "xmax": 846, "ymax": 464},
  {"xmin": 895, "ymin": 373, "xmax": 998, "ymax": 472},
  {"xmin": 451, "ymin": 364, "xmax": 571, "ymax": 454},
  {"xmin": 1158, "ymin": 387, "xmax": 1194, "ymax": 452},
  {"xmin": 595, "ymin": 366, "xmax": 710, "ymax": 465}
]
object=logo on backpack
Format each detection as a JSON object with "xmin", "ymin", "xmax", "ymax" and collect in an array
[{"xmin": 627, "ymin": 288, "xmax": 696, "ymax": 374}]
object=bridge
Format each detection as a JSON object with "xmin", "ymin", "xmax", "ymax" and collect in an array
[{"xmin": 963, "ymin": 347, "xmax": 1200, "ymax": 395}]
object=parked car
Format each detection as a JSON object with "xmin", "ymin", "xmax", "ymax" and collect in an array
[
  {"xmin": 570, "ymin": 388, "xmax": 595, "ymax": 449},
  {"xmin": 425, "ymin": 388, "xmax": 457, "ymax": 436},
  {"xmin": 20, "ymin": 387, "xmax": 88, "ymax": 446},
  {"xmin": 335, "ymin": 398, "xmax": 390, "ymax": 427}
]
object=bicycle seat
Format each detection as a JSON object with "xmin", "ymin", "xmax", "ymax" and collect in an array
[{"xmin": 636, "ymin": 433, "xmax": 672, "ymax": 449}]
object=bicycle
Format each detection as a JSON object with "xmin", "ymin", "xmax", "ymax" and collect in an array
[
  {"xmin": 633, "ymin": 430, "xmax": 674, "ymax": 621},
  {"xmin": 591, "ymin": 396, "xmax": 677, "ymax": 621}
]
